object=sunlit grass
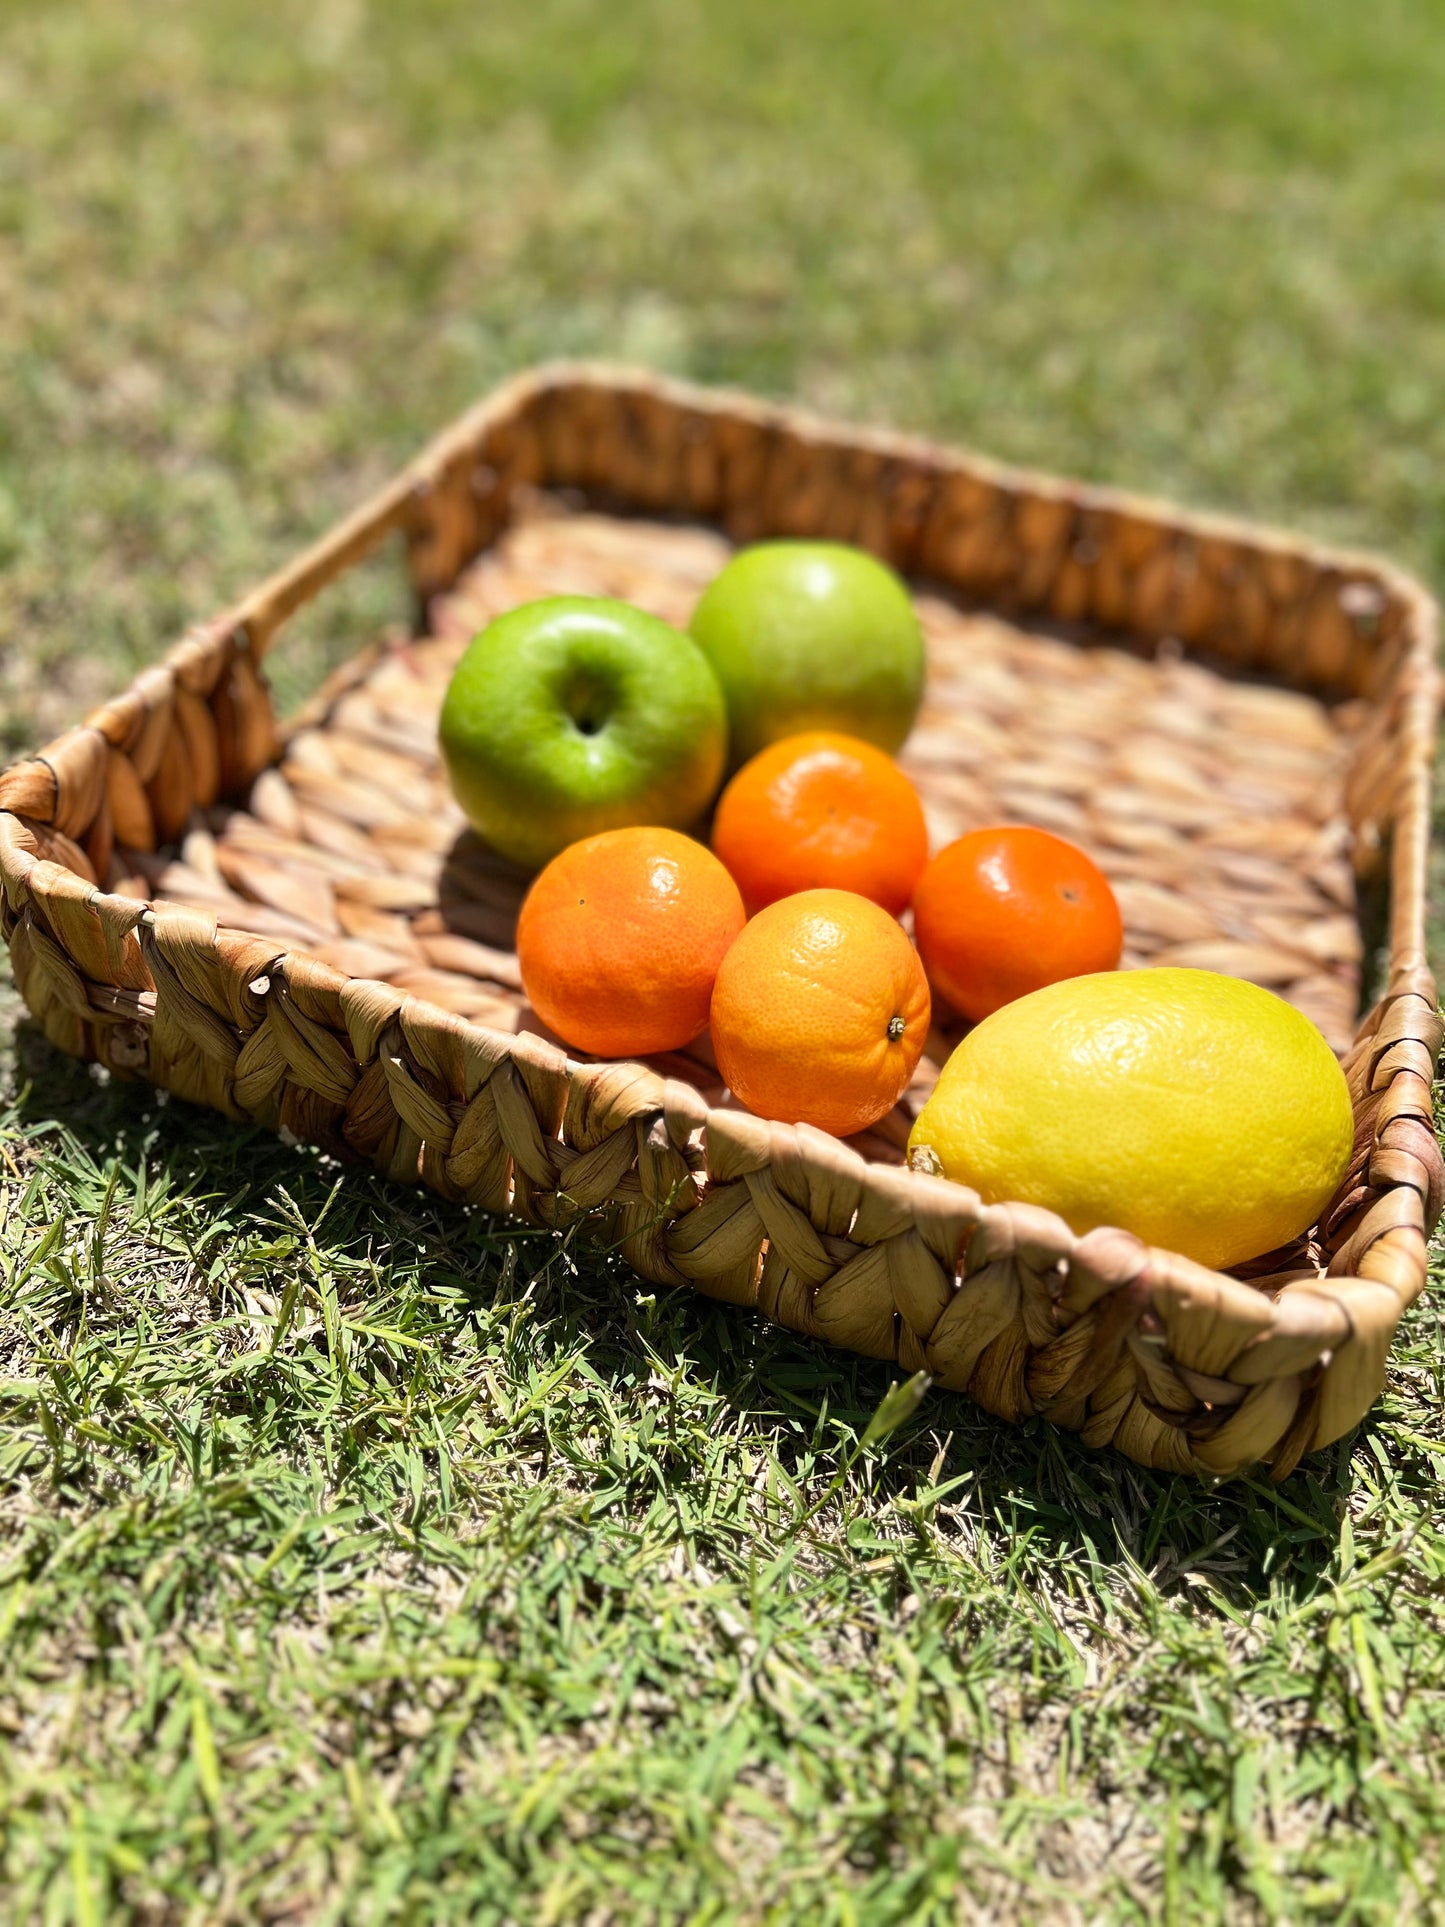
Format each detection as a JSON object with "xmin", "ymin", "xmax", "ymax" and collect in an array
[{"xmin": 3, "ymin": 0, "xmax": 1445, "ymax": 1916}]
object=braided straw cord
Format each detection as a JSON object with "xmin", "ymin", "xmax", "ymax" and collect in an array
[{"xmin": 1, "ymin": 364, "xmax": 1440, "ymax": 1477}]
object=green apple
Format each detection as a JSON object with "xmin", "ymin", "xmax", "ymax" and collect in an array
[
  {"xmin": 689, "ymin": 541, "xmax": 926, "ymax": 766},
  {"xmin": 438, "ymin": 596, "xmax": 728, "ymax": 870}
]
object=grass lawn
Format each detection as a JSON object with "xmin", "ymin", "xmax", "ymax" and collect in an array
[{"xmin": 4, "ymin": 0, "xmax": 1445, "ymax": 1918}]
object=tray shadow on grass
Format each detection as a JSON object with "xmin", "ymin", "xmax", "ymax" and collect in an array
[{"xmin": 7, "ymin": 1014, "xmax": 1361, "ymax": 1615}]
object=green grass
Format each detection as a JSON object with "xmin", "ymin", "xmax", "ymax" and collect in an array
[{"xmin": 3, "ymin": 0, "xmax": 1445, "ymax": 1918}]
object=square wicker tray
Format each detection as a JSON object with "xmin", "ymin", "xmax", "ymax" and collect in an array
[{"xmin": 3, "ymin": 365, "xmax": 1440, "ymax": 1478}]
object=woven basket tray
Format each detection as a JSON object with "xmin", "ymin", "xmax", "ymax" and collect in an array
[{"xmin": 3, "ymin": 365, "xmax": 1441, "ymax": 1478}]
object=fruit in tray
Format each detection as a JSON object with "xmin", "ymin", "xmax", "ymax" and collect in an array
[
  {"xmin": 688, "ymin": 541, "xmax": 925, "ymax": 765},
  {"xmin": 444, "ymin": 542, "xmax": 1350, "ymax": 1277},
  {"xmin": 710, "ymin": 730, "xmax": 929, "ymax": 915},
  {"xmin": 439, "ymin": 595, "xmax": 727, "ymax": 868},
  {"xmin": 912, "ymin": 825, "xmax": 1124, "ymax": 1022},
  {"xmin": 711, "ymin": 889, "xmax": 931, "ymax": 1138},
  {"xmin": 907, "ymin": 968, "xmax": 1354, "ymax": 1270},
  {"xmin": 516, "ymin": 826, "xmax": 744, "ymax": 1058}
]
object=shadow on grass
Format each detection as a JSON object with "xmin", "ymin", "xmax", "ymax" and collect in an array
[{"xmin": 7, "ymin": 1014, "xmax": 1357, "ymax": 1612}]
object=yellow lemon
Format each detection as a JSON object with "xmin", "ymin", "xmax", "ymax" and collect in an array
[{"xmin": 907, "ymin": 968, "xmax": 1354, "ymax": 1271}]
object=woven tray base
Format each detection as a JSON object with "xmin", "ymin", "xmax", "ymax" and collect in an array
[{"xmin": 114, "ymin": 491, "xmax": 1369, "ymax": 1184}]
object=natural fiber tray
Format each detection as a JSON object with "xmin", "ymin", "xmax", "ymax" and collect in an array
[{"xmin": 3, "ymin": 365, "xmax": 1441, "ymax": 1477}]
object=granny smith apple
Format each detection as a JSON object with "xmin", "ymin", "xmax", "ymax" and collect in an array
[
  {"xmin": 439, "ymin": 596, "xmax": 728, "ymax": 870},
  {"xmin": 689, "ymin": 541, "xmax": 926, "ymax": 766}
]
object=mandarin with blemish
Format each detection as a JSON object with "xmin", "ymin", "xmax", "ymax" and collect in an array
[{"xmin": 912, "ymin": 825, "xmax": 1123, "ymax": 1022}]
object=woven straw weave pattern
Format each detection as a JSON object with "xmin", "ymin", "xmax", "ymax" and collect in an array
[{"xmin": 1, "ymin": 365, "xmax": 1440, "ymax": 1477}]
